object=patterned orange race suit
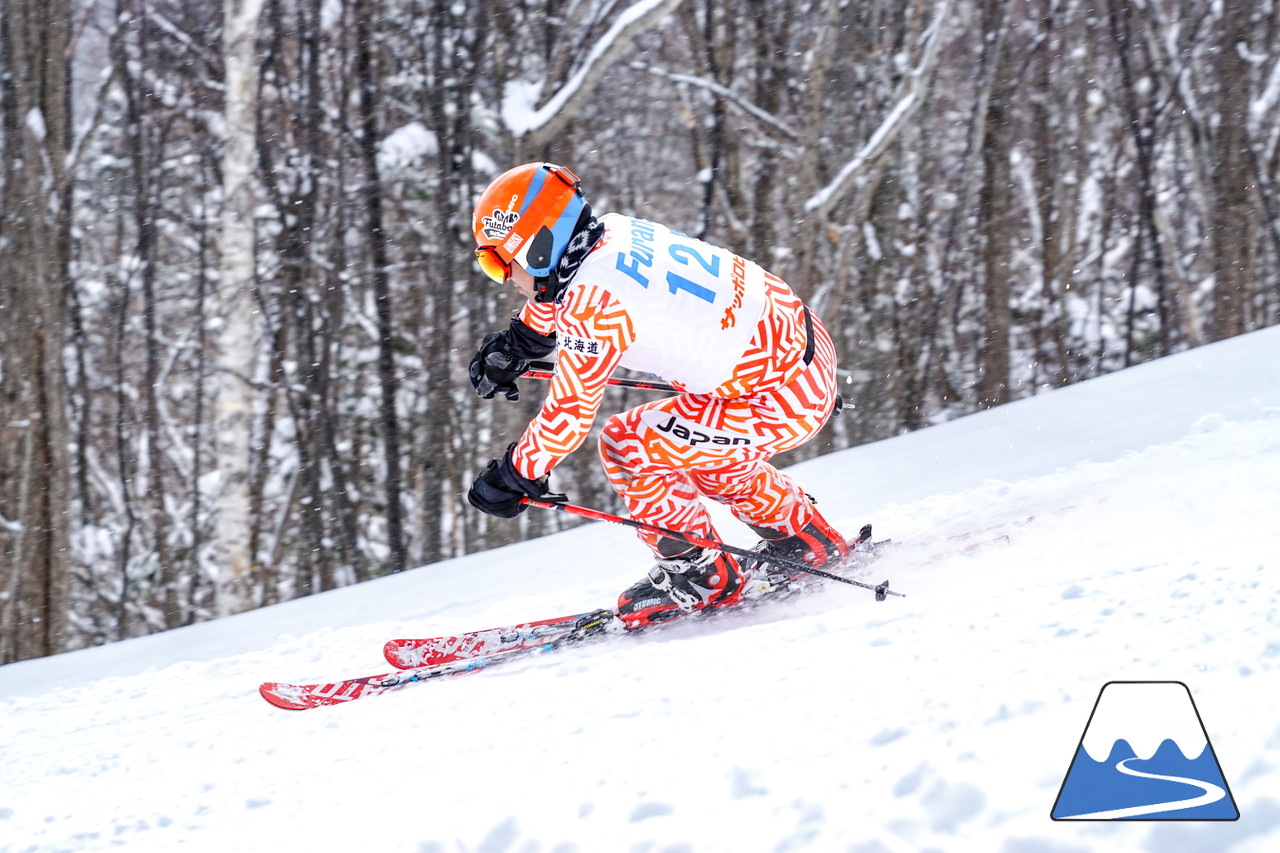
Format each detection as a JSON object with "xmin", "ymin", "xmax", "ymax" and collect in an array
[{"xmin": 510, "ymin": 214, "xmax": 838, "ymax": 557}]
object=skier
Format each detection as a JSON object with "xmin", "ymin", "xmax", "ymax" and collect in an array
[{"xmin": 466, "ymin": 162, "xmax": 848, "ymax": 628}]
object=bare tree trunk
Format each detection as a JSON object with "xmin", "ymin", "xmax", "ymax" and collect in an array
[
  {"xmin": 413, "ymin": 0, "xmax": 481, "ymax": 566},
  {"xmin": 109, "ymin": 263, "xmax": 138, "ymax": 639},
  {"xmin": 0, "ymin": 0, "xmax": 72, "ymax": 662},
  {"xmin": 1206, "ymin": 0, "xmax": 1254, "ymax": 341},
  {"xmin": 188, "ymin": 167, "xmax": 214, "ymax": 623},
  {"xmin": 912, "ymin": 0, "xmax": 1001, "ymax": 426},
  {"xmin": 1109, "ymin": 0, "xmax": 1172, "ymax": 363},
  {"xmin": 745, "ymin": 0, "xmax": 785, "ymax": 261},
  {"xmin": 975, "ymin": 0, "xmax": 1015, "ymax": 410},
  {"xmin": 118, "ymin": 2, "xmax": 178, "ymax": 627},
  {"xmin": 214, "ymin": 0, "xmax": 266, "ymax": 615},
  {"xmin": 249, "ymin": 323, "xmax": 285, "ymax": 603},
  {"xmin": 355, "ymin": 0, "xmax": 407, "ymax": 574},
  {"xmin": 1029, "ymin": 0, "xmax": 1072, "ymax": 389}
]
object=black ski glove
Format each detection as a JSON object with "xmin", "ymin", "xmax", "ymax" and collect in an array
[
  {"xmin": 468, "ymin": 444, "xmax": 564, "ymax": 518},
  {"xmin": 468, "ymin": 317, "xmax": 556, "ymax": 402}
]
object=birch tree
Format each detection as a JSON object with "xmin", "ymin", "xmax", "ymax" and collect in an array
[{"xmin": 214, "ymin": 0, "xmax": 266, "ymax": 614}]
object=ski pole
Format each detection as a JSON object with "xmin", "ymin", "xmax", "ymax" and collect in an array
[
  {"xmin": 521, "ymin": 361, "xmax": 677, "ymax": 393},
  {"xmin": 521, "ymin": 497, "xmax": 903, "ymax": 601}
]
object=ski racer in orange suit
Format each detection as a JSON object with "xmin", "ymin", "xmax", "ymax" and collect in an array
[{"xmin": 466, "ymin": 162, "xmax": 848, "ymax": 628}]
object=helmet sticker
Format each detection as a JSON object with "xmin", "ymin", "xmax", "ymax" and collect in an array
[
  {"xmin": 481, "ymin": 208, "xmax": 519, "ymax": 241},
  {"xmin": 503, "ymin": 231, "xmax": 525, "ymax": 254}
]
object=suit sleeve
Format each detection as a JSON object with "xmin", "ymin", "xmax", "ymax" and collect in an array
[
  {"xmin": 517, "ymin": 300, "xmax": 556, "ymax": 338},
  {"xmin": 510, "ymin": 284, "xmax": 635, "ymax": 480}
]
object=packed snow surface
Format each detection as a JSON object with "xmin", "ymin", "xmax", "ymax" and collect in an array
[{"xmin": 3, "ymin": 326, "xmax": 1280, "ymax": 852}]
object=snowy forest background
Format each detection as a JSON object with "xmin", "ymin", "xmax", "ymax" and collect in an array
[{"xmin": 2, "ymin": 0, "xmax": 1278, "ymax": 663}]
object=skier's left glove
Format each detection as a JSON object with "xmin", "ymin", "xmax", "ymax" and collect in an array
[
  {"xmin": 468, "ymin": 444, "xmax": 564, "ymax": 518},
  {"xmin": 468, "ymin": 318, "xmax": 556, "ymax": 402}
]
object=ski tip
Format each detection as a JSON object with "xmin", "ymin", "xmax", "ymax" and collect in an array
[
  {"xmin": 259, "ymin": 682, "xmax": 311, "ymax": 711},
  {"xmin": 383, "ymin": 638, "xmax": 444, "ymax": 669},
  {"xmin": 383, "ymin": 640, "xmax": 411, "ymax": 668}
]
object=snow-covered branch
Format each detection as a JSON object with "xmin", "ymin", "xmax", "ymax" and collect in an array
[
  {"xmin": 503, "ymin": 0, "xmax": 686, "ymax": 146},
  {"xmin": 804, "ymin": 91, "xmax": 921, "ymax": 216},
  {"xmin": 804, "ymin": 0, "xmax": 952, "ymax": 216},
  {"xmin": 637, "ymin": 65, "xmax": 802, "ymax": 142},
  {"xmin": 1252, "ymin": 55, "xmax": 1280, "ymax": 127}
]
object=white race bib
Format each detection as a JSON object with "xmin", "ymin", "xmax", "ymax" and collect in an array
[{"xmin": 578, "ymin": 214, "xmax": 768, "ymax": 393}]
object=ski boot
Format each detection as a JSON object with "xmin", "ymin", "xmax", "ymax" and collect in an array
[
  {"xmin": 616, "ymin": 547, "xmax": 746, "ymax": 629},
  {"xmin": 741, "ymin": 511, "xmax": 850, "ymax": 597}
]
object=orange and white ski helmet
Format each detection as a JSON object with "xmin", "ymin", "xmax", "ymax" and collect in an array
[{"xmin": 472, "ymin": 162, "xmax": 589, "ymax": 290}]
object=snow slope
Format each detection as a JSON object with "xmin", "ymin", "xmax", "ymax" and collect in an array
[{"xmin": 3, "ymin": 326, "xmax": 1280, "ymax": 853}]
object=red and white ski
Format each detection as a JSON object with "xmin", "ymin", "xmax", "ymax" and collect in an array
[
  {"xmin": 259, "ymin": 510, "xmax": 1081, "ymax": 710},
  {"xmin": 258, "ymin": 645, "xmax": 551, "ymax": 710},
  {"xmin": 382, "ymin": 610, "xmax": 605, "ymax": 669},
  {"xmin": 260, "ymin": 529, "xmax": 892, "ymax": 710}
]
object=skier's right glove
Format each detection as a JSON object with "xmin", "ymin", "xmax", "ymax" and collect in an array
[
  {"xmin": 468, "ymin": 317, "xmax": 556, "ymax": 402},
  {"xmin": 467, "ymin": 444, "xmax": 564, "ymax": 518}
]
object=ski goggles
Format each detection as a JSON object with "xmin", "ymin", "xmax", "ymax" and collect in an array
[
  {"xmin": 473, "ymin": 164, "xmax": 582, "ymax": 283},
  {"xmin": 474, "ymin": 244, "xmax": 512, "ymax": 283}
]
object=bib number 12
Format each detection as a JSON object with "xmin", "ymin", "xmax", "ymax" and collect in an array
[{"xmin": 665, "ymin": 243, "xmax": 720, "ymax": 304}]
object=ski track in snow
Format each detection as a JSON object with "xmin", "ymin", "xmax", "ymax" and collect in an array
[{"xmin": 2, "ymin": 327, "xmax": 1280, "ymax": 852}]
